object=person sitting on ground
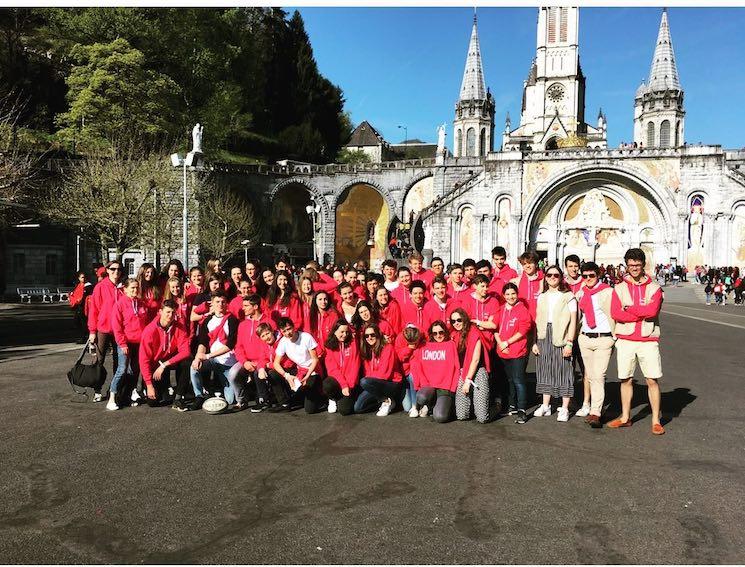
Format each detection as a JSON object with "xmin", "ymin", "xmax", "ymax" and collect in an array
[
  {"xmin": 322, "ymin": 319, "xmax": 361, "ymax": 416},
  {"xmin": 354, "ymin": 323, "xmax": 402, "ymax": 417}
]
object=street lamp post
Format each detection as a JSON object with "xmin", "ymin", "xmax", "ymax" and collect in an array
[
  {"xmin": 398, "ymin": 124, "xmax": 408, "ymax": 145},
  {"xmin": 305, "ymin": 204, "xmax": 320, "ymax": 262}
]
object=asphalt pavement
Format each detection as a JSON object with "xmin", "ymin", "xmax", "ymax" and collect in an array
[{"xmin": 0, "ymin": 287, "xmax": 744, "ymax": 564}]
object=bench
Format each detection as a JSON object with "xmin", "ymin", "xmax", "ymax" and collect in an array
[
  {"xmin": 56, "ymin": 287, "xmax": 74, "ymax": 302},
  {"xmin": 17, "ymin": 287, "xmax": 54, "ymax": 303}
]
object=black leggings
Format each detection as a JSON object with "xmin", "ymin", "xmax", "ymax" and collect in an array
[
  {"xmin": 94, "ymin": 332, "xmax": 117, "ymax": 394},
  {"xmin": 416, "ymin": 387, "xmax": 454, "ymax": 423},
  {"xmin": 322, "ymin": 376, "xmax": 355, "ymax": 415},
  {"xmin": 268, "ymin": 370, "xmax": 323, "ymax": 414}
]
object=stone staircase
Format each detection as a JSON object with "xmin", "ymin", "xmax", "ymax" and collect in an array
[{"xmin": 416, "ymin": 170, "xmax": 484, "ymax": 223}]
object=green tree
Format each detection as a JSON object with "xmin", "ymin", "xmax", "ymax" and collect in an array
[
  {"xmin": 56, "ymin": 38, "xmax": 181, "ymax": 150},
  {"xmin": 336, "ymin": 148, "xmax": 371, "ymax": 165}
]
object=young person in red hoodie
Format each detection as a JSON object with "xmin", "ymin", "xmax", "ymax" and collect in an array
[
  {"xmin": 399, "ymin": 280, "xmax": 428, "ymax": 332},
  {"xmin": 139, "ymin": 300, "xmax": 192, "ymax": 409},
  {"xmin": 266, "ymin": 270, "xmax": 303, "ymax": 330},
  {"xmin": 390, "ymin": 267, "xmax": 413, "ymax": 308},
  {"xmin": 228, "ymin": 280, "xmax": 253, "ymax": 320},
  {"xmin": 87, "ymin": 259, "xmax": 124, "ymax": 402},
  {"xmin": 423, "ymin": 276, "xmax": 456, "ymax": 330},
  {"xmin": 408, "ymin": 251, "xmax": 434, "ymax": 293},
  {"xmin": 337, "ymin": 281, "xmax": 360, "ymax": 324},
  {"xmin": 489, "ymin": 246, "xmax": 519, "ymax": 294},
  {"xmin": 227, "ymin": 295, "xmax": 277, "ymax": 411},
  {"xmin": 512, "ymin": 251, "xmax": 544, "ymax": 319},
  {"xmin": 162, "ymin": 276, "xmax": 192, "ymax": 334},
  {"xmin": 374, "ymin": 287, "xmax": 403, "ymax": 335},
  {"xmin": 450, "ymin": 308, "xmax": 490, "ymax": 424},
  {"xmin": 322, "ymin": 319, "xmax": 361, "ymax": 416},
  {"xmin": 107, "ymin": 278, "xmax": 151, "ymax": 410},
  {"xmin": 410, "ymin": 320, "xmax": 460, "ymax": 423},
  {"xmin": 352, "ymin": 300, "xmax": 394, "ymax": 341},
  {"xmin": 69, "ymin": 270, "xmax": 93, "ymax": 343},
  {"xmin": 496, "ymin": 283, "xmax": 533, "ymax": 424},
  {"xmin": 395, "ymin": 325, "xmax": 425, "ymax": 416},
  {"xmin": 354, "ymin": 323, "xmax": 401, "ymax": 417},
  {"xmin": 446, "ymin": 263, "xmax": 470, "ymax": 303},
  {"xmin": 609, "ymin": 248, "xmax": 665, "ymax": 435},
  {"xmin": 460, "ymin": 274, "xmax": 500, "ymax": 360},
  {"xmin": 306, "ymin": 291, "xmax": 340, "ymax": 356},
  {"xmin": 136, "ymin": 263, "xmax": 161, "ymax": 322}
]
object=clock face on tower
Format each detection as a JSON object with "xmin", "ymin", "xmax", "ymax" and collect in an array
[{"xmin": 547, "ymin": 83, "xmax": 565, "ymax": 103}]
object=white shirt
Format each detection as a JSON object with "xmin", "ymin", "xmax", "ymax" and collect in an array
[
  {"xmin": 384, "ymin": 280, "xmax": 399, "ymax": 292},
  {"xmin": 545, "ymin": 290, "xmax": 577, "ymax": 324},
  {"xmin": 580, "ymin": 290, "xmax": 612, "ymax": 334},
  {"xmin": 276, "ymin": 331, "xmax": 318, "ymax": 369},
  {"xmin": 206, "ymin": 315, "xmax": 237, "ymax": 366}
]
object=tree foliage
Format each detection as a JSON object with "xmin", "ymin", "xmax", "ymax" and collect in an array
[{"xmin": 0, "ymin": 8, "xmax": 352, "ymax": 162}]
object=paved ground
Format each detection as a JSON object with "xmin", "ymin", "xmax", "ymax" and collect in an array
[{"xmin": 1, "ymin": 285, "xmax": 744, "ymax": 564}]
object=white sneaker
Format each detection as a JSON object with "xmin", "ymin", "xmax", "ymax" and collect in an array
[
  {"xmin": 93, "ymin": 393, "xmax": 103, "ymax": 403},
  {"xmin": 575, "ymin": 404, "xmax": 591, "ymax": 417},
  {"xmin": 557, "ymin": 408, "xmax": 570, "ymax": 422},
  {"xmin": 533, "ymin": 404, "xmax": 551, "ymax": 417},
  {"xmin": 131, "ymin": 390, "xmax": 142, "ymax": 402},
  {"xmin": 376, "ymin": 398, "xmax": 394, "ymax": 417},
  {"xmin": 418, "ymin": 404, "xmax": 429, "ymax": 418},
  {"xmin": 327, "ymin": 399, "xmax": 337, "ymax": 414},
  {"xmin": 409, "ymin": 407, "xmax": 419, "ymax": 418},
  {"xmin": 168, "ymin": 387, "xmax": 174, "ymax": 397},
  {"xmin": 106, "ymin": 397, "xmax": 119, "ymax": 411}
]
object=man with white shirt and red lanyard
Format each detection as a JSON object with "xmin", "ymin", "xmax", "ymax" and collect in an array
[{"xmin": 575, "ymin": 261, "xmax": 615, "ymax": 427}]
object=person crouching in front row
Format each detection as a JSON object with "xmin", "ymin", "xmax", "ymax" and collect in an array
[
  {"xmin": 322, "ymin": 319, "xmax": 360, "ymax": 416},
  {"xmin": 410, "ymin": 321, "xmax": 460, "ymax": 423},
  {"xmin": 269, "ymin": 317, "xmax": 322, "ymax": 413}
]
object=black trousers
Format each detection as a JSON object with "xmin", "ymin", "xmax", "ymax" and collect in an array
[
  {"xmin": 146, "ymin": 359, "xmax": 191, "ymax": 406},
  {"xmin": 94, "ymin": 332, "xmax": 117, "ymax": 394},
  {"xmin": 321, "ymin": 376, "xmax": 355, "ymax": 415},
  {"xmin": 268, "ymin": 370, "xmax": 323, "ymax": 414},
  {"xmin": 230, "ymin": 366, "xmax": 270, "ymax": 405}
]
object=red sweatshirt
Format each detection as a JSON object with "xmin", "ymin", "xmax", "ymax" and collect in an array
[
  {"xmin": 164, "ymin": 297, "xmax": 193, "ymax": 335},
  {"xmin": 138, "ymin": 319, "xmax": 191, "ymax": 386},
  {"xmin": 515, "ymin": 272, "xmax": 544, "ymax": 319},
  {"xmin": 362, "ymin": 342, "xmax": 402, "ymax": 382},
  {"xmin": 611, "ymin": 276, "xmax": 663, "ymax": 342},
  {"xmin": 411, "ymin": 340, "xmax": 460, "ymax": 392},
  {"xmin": 111, "ymin": 296, "xmax": 151, "ymax": 347},
  {"xmin": 490, "ymin": 264, "xmax": 518, "ymax": 295},
  {"xmin": 446, "ymin": 282, "xmax": 471, "ymax": 304},
  {"xmin": 324, "ymin": 340, "xmax": 361, "ymax": 390},
  {"xmin": 378, "ymin": 299, "xmax": 403, "ymax": 335},
  {"xmin": 305, "ymin": 308, "xmax": 340, "ymax": 357},
  {"xmin": 228, "ymin": 295, "xmax": 250, "ymax": 320},
  {"xmin": 496, "ymin": 302, "xmax": 532, "ymax": 359},
  {"xmin": 88, "ymin": 278, "xmax": 123, "ymax": 334},
  {"xmin": 400, "ymin": 299, "xmax": 428, "ymax": 331},
  {"xmin": 268, "ymin": 294, "xmax": 303, "ymax": 330},
  {"xmin": 390, "ymin": 284, "xmax": 412, "ymax": 309},
  {"xmin": 452, "ymin": 326, "xmax": 486, "ymax": 374},
  {"xmin": 423, "ymin": 296, "xmax": 456, "ymax": 330},
  {"xmin": 394, "ymin": 333, "xmax": 422, "ymax": 376},
  {"xmin": 460, "ymin": 293, "xmax": 501, "ymax": 352},
  {"xmin": 234, "ymin": 313, "xmax": 277, "ymax": 365}
]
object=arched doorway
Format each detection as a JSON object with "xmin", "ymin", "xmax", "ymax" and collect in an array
[
  {"xmin": 403, "ymin": 175, "xmax": 434, "ymax": 252},
  {"xmin": 546, "ymin": 137, "xmax": 560, "ymax": 150},
  {"xmin": 335, "ymin": 183, "xmax": 390, "ymax": 266},
  {"xmin": 270, "ymin": 183, "xmax": 313, "ymax": 262}
]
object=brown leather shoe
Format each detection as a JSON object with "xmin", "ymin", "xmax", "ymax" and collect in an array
[{"xmin": 586, "ymin": 414, "xmax": 602, "ymax": 428}]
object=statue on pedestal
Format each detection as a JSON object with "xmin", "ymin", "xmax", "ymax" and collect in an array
[{"xmin": 191, "ymin": 123, "xmax": 204, "ymax": 154}]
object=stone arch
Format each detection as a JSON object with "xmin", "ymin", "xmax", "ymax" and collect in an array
[
  {"xmin": 456, "ymin": 203, "xmax": 479, "ymax": 262},
  {"xmin": 334, "ymin": 177, "xmax": 397, "ymax": 216},
  {"xmin": 545, "ymin": 137, "xmax": 560, "ymax": 150},
  {"xmin": 270, "ymin": 178, "xmax": 332, "ymax": 223},
  {"xmin": 401, "ymin": 171, "xmax": 435, "ymax": 220}
]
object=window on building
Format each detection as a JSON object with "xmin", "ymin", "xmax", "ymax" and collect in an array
[
  {"xmin": 466, "ymin": 128, "xmax": 476, "ymax": 157},
  {"xmin": 647, "ymin": 122, "xmax": 655, "ymax": 148},
  {"xmin": 548, "ymin": 7, "xmax": 557, "ymax": 43},
  {"xmin": 675, "ymin": 121, "xmax": 681, "ymax": 147},
  {"xmin": 479, "ymin": 128, "xmax": 486, "ymax": 157},
  {"xmin": 45, "ymin": 254, "xmax": 57, "ymax": 276},
  {"xmin": 660, "ymin": 120, "xmax": 671, "ymax": 148},
  {"xmin": 456, "ymin": 129, "xmax": 462, "ymax": 157},
  {"xmin": 559, "ymin": 8, "xmax": 568, "ymax": 42},
  {"xmin": 12, "ymin": 253, "xmax": 25, "ymax": 275},
  {"xmin": 124, "ymin": 258, "xmax": 135, "ymax": 276}
]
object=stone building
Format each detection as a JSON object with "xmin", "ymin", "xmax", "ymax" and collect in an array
[{"xmin": 239, "ymin": 7, "xmax": 745, "ymax": 271}]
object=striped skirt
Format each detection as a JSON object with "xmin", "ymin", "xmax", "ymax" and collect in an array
[{"xmin": 535, "ymin": 323, "xmax": 574, "ymax": 398}]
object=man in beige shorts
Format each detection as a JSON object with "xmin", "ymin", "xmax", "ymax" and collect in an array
[{"xmin": 609, "ymin": 248, "xmax": 665, "ymax": 435}]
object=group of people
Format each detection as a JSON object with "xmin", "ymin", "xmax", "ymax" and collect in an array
[
  {"xmin": 72, "ymin": 245, "xmax": 666, "ymax": 434},
  {"xmin": 696, "ymin": 265, "xmax": 743, "ymax": 306}
]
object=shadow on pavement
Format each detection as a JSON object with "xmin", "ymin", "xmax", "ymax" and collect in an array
[{"xmin": 603, "ymin": 382, "xmax": 697, "ymax": 424}]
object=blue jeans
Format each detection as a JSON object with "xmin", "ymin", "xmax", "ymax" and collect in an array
[
  {"xmin": 502, "ymin": 356, "xmax": 528, "ymax": 411},
  {"xmin": 354, "ymin": 377, "xmax": 402, "ymax": 413},
  {"xmin": 111, "ymin": 343, "xmax": 139, "ymax": 395},
  {"xmin": 401, "ymin": 374, "xmax": 417, "ymax": 412},
  {"xmin": 190, "ymin": 358, "xmax": 235, "ymax": 404}
]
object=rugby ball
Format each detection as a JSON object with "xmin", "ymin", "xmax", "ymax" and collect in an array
[{"xmin": 202, "ymin": 396, "xmax": 229, "ymax": 415}]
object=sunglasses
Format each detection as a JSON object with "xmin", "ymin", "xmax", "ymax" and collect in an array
[
  {"xmin": 450, "ymin": 317, "xmax": 463, "ymax": 323},
  {"xmin": 364, "ymin": 333, "xmax": 377, "ymax": 339},
  {"xmin": 432, "ymin": 330, "xmax": 445, "ymax": 336},
  {"xmin": 108, "ymin": 267, "xmax": 122, "ymax": 272},
  {"xmin": 546, "ymin": 273, "xmax": 561, "ymax": 278},
  {"xmin": 581, "ymin": 273, "xmax": 597, "ymax": 279}
]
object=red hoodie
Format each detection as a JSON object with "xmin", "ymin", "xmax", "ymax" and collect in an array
[
  {"xmin": 446, "ymin": 281, "xmax": 471, "ymax": 304},
  {"xmin": 324, "ymin": 340, "xmax": 361, "ymax": 390},
  {"xmin": 138, "ymin": 319, "xmax": 191, "ymax": 386},
  {"xmin": 234, "ymin": 313, "xmax": 277, "ymax": 364},
  {"xmin": 489, "ymin": 264, "xmax": 518, "ymax": 295},
  {"xmin": 378, "ymin": 299, "xmax": 403, "ymax": 335},
  {"xmin": 611, "ymin": 275, "xmax": 663, "ymax": 342},
  {"xmin": 88, "ymin": 278, "xmax": 123, "ymax": 334},
  {"xmin": 452, "ymin": 326, "xmax": 487, "ymax": 374},
  {"xmin": 362, "ymin": 342, "xmax": 401, "ymax": 382},
  {"xmin": 305, "ymin": 308, "xmax": 340, "ymax": 357},
  {"xmin": 496, "ymin": 302, "xmax": 532, "ymax": 359},
  {"xmin": 394, "ymin": 333, "xmax": 422, "ymax": 376},
  {"xmin": 228, "ymin": 295, "xmax": 250, "ymax": 320},
  {"xmin": 515, "ymin": 272, "xmax": 544, "ymax": 319},
  {"xmin": 390, "ymin": 284, "xmax": 412, "ymax": 310},
  {"xmin": 460, "ymin": 292, "xmax": 501, "ymax": 352},
  {"xmin": 268, "ymin": 294, "xmax": 303, "ymax": 330},
  {"xmin": 111, "ymin": 296, "xmax": 151, "ymax": 347},
  {"xmin": 423, "ymin": 296, "xmax": 456, "ymax": 330},
  {"xmin": 411, "ymin": 340, "xmax": 460, "ymax": 392},
  {"xmin": 400, "ymin": 299, "xmax": 428, "ymax": 331}
]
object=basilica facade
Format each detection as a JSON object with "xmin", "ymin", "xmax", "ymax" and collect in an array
[{"xmin": 246, "ymin": 8, "xmax": 745, "ymax": 271}]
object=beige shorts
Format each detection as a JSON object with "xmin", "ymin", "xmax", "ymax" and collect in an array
[{"xmin": 615, "ymin": 338, "xmax": 662, "ymax": 380}]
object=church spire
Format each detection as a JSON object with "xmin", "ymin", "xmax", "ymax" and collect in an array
[
  {"xmin": 459, "ymin": 14, "xmax": 486, "ymax": 101},
  {"xmin": 648, "ymin": 8, "xmax": 681, "ymax": 91}
]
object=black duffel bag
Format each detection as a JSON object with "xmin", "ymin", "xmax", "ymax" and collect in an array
[{"xmin": 67, "ymin": 343, "xmax": 106, "ymax": 400}]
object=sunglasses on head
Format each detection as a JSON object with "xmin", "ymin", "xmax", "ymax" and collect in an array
[{"xmin": 581, "ymin": 273, "xmax": 597, "ymax": 279}]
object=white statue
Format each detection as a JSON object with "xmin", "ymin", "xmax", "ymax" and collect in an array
[
  {"xmin": 192, "ymin": 123, "xmax": 204, "ymax": 154},
  {"xmin": 436, "ymin": 123, "xmax": 446, "ymax": 155},
  {"xmin": 578, "ymin": 189, "xmax": 611, "ymax": 227}
]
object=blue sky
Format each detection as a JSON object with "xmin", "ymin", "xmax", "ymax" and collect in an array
[{"xmin": 292, "ymin": 7, "xmax": 745, "ymax": 150}]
